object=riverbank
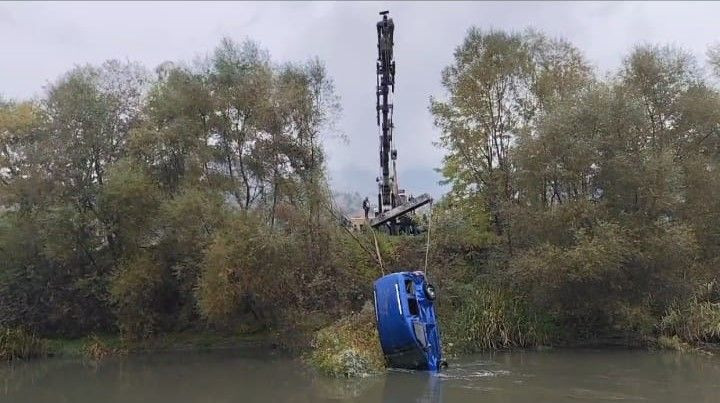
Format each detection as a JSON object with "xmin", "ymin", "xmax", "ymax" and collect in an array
[
  {"xmin": 1, "ymin": 330, "xmax": 275, "ymax": 362},
  {"xmin": 5, "ymin": 323, "xmax": 720, "ymax": 382},
  {"xmin": 305, "ymin": 297, "xmax": 720, "ymax": 378},
  {"xmin": 4, "ymin": 288, "xmax": 720, "ymax": 373}
]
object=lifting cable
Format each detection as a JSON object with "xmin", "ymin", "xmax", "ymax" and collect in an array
[
  {"xmin": 372, "ymin": 229, "xmax": 386, "ymax": 276},
  {"xmin": 423, "ymin": 202, "xmax": 434, "ymax": 278},
  {"xmin": 321, "ymin": 196, "xmax": 434, "ymax": 280},
  {"xmin": 321, "ymin": 200, "xmax": 385, "ymax": 275}
]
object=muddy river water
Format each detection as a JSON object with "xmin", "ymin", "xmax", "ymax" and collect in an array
[{"xmin": 2, "ymin": 348, "xmax": 719, "ymax": 402}]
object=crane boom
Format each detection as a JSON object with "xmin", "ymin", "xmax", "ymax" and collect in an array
[
  {"xmin": 370, "ymin": 11, "xmax": 432, "ymax": 233},
  {"xmin": 376, "ymin": 10, "xmax": 397, "ymax": 212}
]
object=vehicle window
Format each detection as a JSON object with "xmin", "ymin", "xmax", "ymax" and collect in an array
[
  {"xmin": 408, "ymin": 297, "xmax": 419, "ymax": 316},
  {"xmin": 405, "ymin": 279, "xmax": 414, "ymax": 294}
]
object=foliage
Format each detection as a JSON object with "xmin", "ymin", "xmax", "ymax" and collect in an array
[
  {"xmin": 431, "ymin": 28, "xmax": 720, "ymax": 349},
  {"xmin": 309, "ymin": 303, "xmax": 385, "ymax": 377},
  {"xmin": 196, "ymin": 208, "xmax": 377, "ymax": 332},
  {"xmin": 110, "ymin": 252, "xmax": 166, "ymax": 340},
  {"xmin": 656, "ymin": 335, "xmax": 692, "ymax": 352},
  {"xmin": 0, "ymin": 37, "xmax": 343, "ymax": 343},
  {"xmin": 81, "ymin": 334, "xmax": 125, "ymax": 361},
  {"xmin": 3, "ymin": 23, "xmax": 720, "ymax": 364},
  {"xmin": 196, "ymin": 212, "xmax": 268, "ymax": 325},
  {"xmin": 661, "ymin": 301, "xmax": 720, "ymax": 344}
]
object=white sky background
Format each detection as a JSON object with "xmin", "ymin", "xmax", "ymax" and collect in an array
[{"xmin": 2, "ymin": 1, "xmax": 720, "ymax": 200}]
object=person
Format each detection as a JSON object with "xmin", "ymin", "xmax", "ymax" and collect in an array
[{"xmin": 362, "ymin": 197, "xmax": 370, "ymax": 219}]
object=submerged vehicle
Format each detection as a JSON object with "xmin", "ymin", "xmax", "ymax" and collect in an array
[{"xmin": 373, "ymin": 271, "xmax": 444, "ymax": 371}]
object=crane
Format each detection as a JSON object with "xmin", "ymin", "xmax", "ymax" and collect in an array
[{"xmin": 369, "ymin": 11, "xmax": 432, "ymax": 234}]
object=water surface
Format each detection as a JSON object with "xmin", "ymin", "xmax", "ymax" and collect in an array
[{"xmin": 2, "ymin": 348, "xmax": 719, "ymax": 402}]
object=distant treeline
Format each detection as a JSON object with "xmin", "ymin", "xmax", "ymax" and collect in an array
[{"xmin": 2, "ymin": 29, "xmax": 720, "ymax": 354}]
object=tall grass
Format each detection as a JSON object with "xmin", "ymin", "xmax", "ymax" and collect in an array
[
  {"xmin": 442, "ymin": 285, "xmax": 556, "ymax": 353},
  {"xmin": 0, "ymin": 328, "xmax": 47, "ymax": 361},
  {"xmin": 661, "ymin": 299, "xmax": 720, "ymax": 344}
]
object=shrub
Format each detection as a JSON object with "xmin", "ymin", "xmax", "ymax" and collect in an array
[
  {"xmin": 110, "ymin": 253, "xmax": 166, "ymax": 340},
  {"xmin": 196, "ymin": 213, "xmax": 269, "ymax": 326},
  {"xmin": 81, "ymin": 334, "xmax": 125, "ymax": 361},
  {"xmin": 309, "ymin": 303, "xmax": 385, "ymax": 377}
]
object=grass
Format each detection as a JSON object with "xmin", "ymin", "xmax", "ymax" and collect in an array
[
  {"xmin": 308, "ymin": 303, "xmax": 385, "ymax": 378},
  {"xmin": 127, "ymin": 330, "xmax": 271, "ymax": 352},
  {"xmin": 656, "ymin": 335, "xmax": 692, "ymax": 352},
  {"xmin": 441, "ymin": 284, "xmax": 556, "ymax": 354},
  {"xmin": 660, "ymin": 297, "xmax": 720, "ymax": 346},
  {"xmin": 0, "ymin": 328, "xmax": 48, "ymax": 361},
  {"xmin": 46, "ymin": 334, "xmax": 122, "ymax": 358}
]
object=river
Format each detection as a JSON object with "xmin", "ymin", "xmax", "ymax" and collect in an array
[{"xmin": 2, "ymin": 348, "xmax": 719, "ymax": 402}]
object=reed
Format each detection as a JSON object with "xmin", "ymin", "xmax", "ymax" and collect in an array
[
  {"xmin": 442, "ymin": 285, "xmax": 556, "ymax": 353},
  {"xmin": 0, "ymin": 328, "xmax": 47, "ymax": 361},
  {"xmin": 661, "ymin": 299, "xmax": 720, "ymax": 344}
]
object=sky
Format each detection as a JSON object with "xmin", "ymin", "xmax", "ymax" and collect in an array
[{"xmin": 2, "ymin": 1, "xmax": 720, "ymax": 200}]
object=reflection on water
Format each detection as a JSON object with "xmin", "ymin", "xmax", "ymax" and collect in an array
[{"xmin": 2, "ymin": 348, "xmax": 720, "ymax": 402}]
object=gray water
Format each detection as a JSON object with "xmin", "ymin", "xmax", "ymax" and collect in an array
[{"xmin": 2, "ymin": 348, "xmax": 720, "ymax": 402}]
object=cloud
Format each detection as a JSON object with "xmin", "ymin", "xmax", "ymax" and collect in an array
[
  {"xmin": 0, "ymin": 5, "xmax": 15, "ymax": 25},
  {"xmin": 2, "ymin": 1, "xmax": 720, "ymax": 199}
]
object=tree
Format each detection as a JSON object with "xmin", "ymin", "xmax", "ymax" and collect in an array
[
  {"xmin": 207, "ymin": 39, "xmax": 274, "ymax": 209},
  {"xmin": 431, "ymin": 29, "xmax": 720, "ymax": 344},
  {"xmin": 431, "ymin": 29, "xmax": 592, "ymax": 256}
]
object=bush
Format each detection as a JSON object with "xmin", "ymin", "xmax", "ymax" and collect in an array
[
  {"xmin": 81, "ymin": 334, "xmax": 124, "ymax": 361},
  {"xmin": 309, "ymin": 303, "xmax": 385, "ymax": 377},
  {"xmin": 0, "ymin": 328, "xmax": 47, "ymax": 361},
  {"xmin": 110, "ymin": 253, "xmax": 166, "ymax": 340},
  {"xmin": 196, "ymin": 213, "xmax": 272, "ymax": 326}
]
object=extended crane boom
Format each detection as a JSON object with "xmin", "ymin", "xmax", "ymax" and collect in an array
[
  {"xmin": 370, "ymin": 11, "xmax": 432, "ymax": 233},
  {"xmin": 375, "ymin": 10, "xmax": 396, "ymax": 212}
]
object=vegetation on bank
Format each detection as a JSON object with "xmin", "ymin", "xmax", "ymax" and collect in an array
[
  {"xmin": 309, "ymin": 303, "xmax": 385, "ymax": 377},
  {"xmin": 2, "ymin": 331, "xmax": 271, "ymax": 362},
  {"xmin": 440, "ymin": 285, "xmax": 555, "ymax": 352},
  {"xmin": 424, "ymin": 29, "xmax": 720, "ymax": 354},
  {"xmin": 0, "ymin": 328, "xmax": 47, "ymax": 361},
  {"xmin": 3, "ymin": 25, "xmax": 720, "ymax": 372},
  {"xmin": 659, "ymin": 282, "xmax": 720, "ymax": 349},
  {"xmin": 0, "ymin": 37, "xmax": 374, "ymax": 349}
]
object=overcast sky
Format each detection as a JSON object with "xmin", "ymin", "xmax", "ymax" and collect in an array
[{"xmin": 2, "ymin": 1, "xmax": 720, "ymax": 199}]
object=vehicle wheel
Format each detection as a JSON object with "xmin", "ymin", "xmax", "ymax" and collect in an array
[{"xmin": 424, "ymin": 283, "xmax": 436, "ymax": 300}]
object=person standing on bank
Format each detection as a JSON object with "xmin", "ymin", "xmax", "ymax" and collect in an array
[{"xmin": 363, "ymin": 197, "xmax": 370, "ymax": 219}]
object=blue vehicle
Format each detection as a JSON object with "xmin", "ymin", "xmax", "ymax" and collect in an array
[{"xmin": 373, "ymin": 271, "xmax": 444, "ymax": 371}]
